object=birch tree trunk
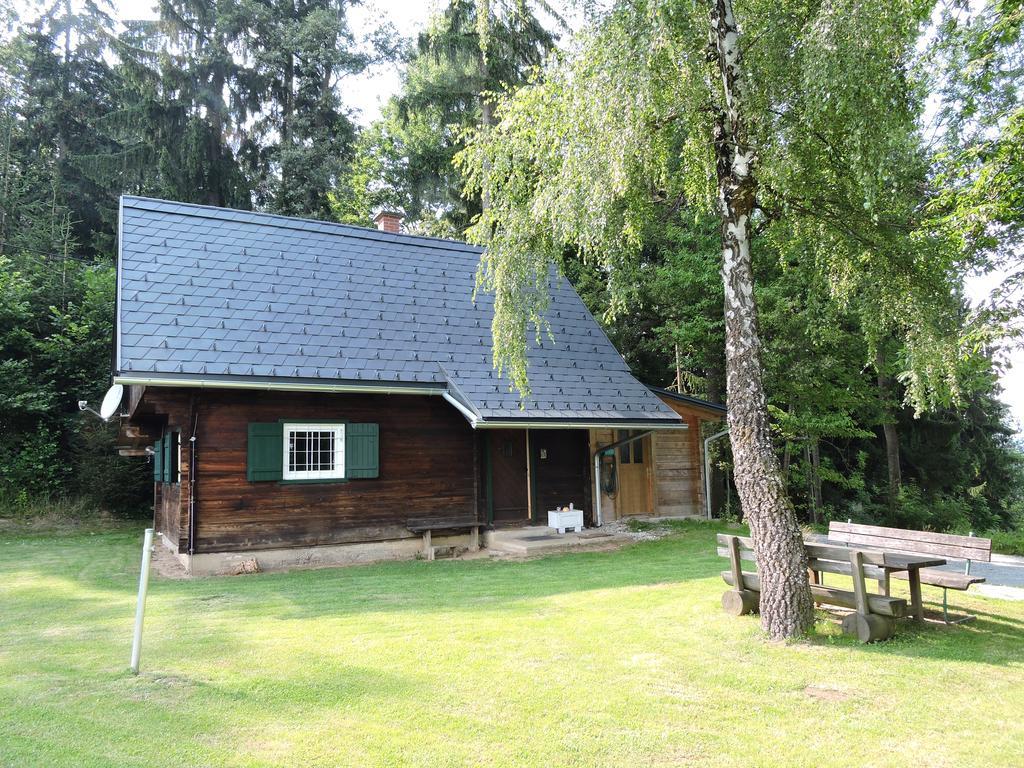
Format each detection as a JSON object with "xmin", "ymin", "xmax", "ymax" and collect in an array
[
  {"xmin": 708, "ymin": 0, "xmax": 814, "ymax": 639},
  {"xmin": 707, "ymin": 372, "xmax": 726, "ymax": 517}
]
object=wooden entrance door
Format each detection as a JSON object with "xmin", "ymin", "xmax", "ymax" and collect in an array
[
  {"xmin": 488, "ymin": 430, "xmax": 529, "ymax": 523},
  {"xmin": 529, "ymin": 429, "xmax": 590, "ymax": 524},
  {"xmin": 615, "ymin": 430, "xmax": 652, "ymax": 516}
]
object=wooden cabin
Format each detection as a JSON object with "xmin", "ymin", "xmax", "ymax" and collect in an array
[{"xmin": 112, "ymin": 197, "xmax": 724, "ymax": 573}]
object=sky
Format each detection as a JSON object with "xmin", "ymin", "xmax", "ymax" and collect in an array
[{"xmin": 44, "ymin": 0, "xmax": 1024, "ymax": 431}]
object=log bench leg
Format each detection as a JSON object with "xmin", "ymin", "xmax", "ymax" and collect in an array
[
  {"xmin": 842, "ymin": 549, "xmax": 894, "ymax": 642},
  {"xmin": 423, "ymin": 529, "xmax": 434, "ymax": 561},
  {"xmin": 842, "ymin": 612, "xmax": 895, "ymax": 643},
  {"xmin": 722, "ymin": 536, "xmax": 759, "ymax": 616},
  {"xmin": 722, "ymin": 589, "xmax": 759, "ymax": 616}
]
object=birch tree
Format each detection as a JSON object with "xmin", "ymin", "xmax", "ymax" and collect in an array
[{"xmin": 460, "ymin": 0, "xmax": 968, "ymax": 639}]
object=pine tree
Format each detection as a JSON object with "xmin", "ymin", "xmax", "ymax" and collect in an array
[
  {"xmin": 344, "ymin": 0, "xmax": 561, "ymax": 232},
  {"xmin": 240, "ymin": 0, "xmax": 369, "ymax": 218}
]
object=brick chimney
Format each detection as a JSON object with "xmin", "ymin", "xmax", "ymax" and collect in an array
[{"xmin": 373, "ymin": 210, "xmax": 404, "ymax": 234}]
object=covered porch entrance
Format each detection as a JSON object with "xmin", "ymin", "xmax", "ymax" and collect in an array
[{"xmin": 481, "ymin": 428, "xmax": 591, "ymax": 527}]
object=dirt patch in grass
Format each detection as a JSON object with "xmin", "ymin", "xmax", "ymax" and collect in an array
[{"xmin": 804, "ymin": 684, "xmax": 851, "ymax": 702}]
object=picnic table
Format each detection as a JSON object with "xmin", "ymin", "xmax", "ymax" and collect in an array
[
  {"xmin": 719, "ymin": 535, "xmax": 949, "ymax": 642},
  {"xmin": 828, "ymin": 522, "xmax": 992, "ymax": 623},
  {"xmin": 811, "ymin": 550, "xmax": 950, "ymax": 622}
]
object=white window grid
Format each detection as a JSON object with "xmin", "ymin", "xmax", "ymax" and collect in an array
[{"xmin": 282, "ymin": 423, "xmax": 345, "ymax": 480}]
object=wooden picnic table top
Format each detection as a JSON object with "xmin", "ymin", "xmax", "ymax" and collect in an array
[
  {"xmin": 818, "ymin": 538, "xmax": 947, "ymax": 570},
  {"xmin": 878, "ymin": 553, "xmax": 947, "ymax": 570}
]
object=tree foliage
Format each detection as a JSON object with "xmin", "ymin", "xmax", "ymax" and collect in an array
[
  {"xmin": 0, "ymin": 0, "xmax": 391, "ymax": 512},
  {"xmin": 340, "ymin": 0, "xmax": 562, "ymax": 233},
  {"xmin": 454, "ymin": 0, "xmax": 1022, "ymax": 594},
  {"xmin": 458, "ymin": 0, "xmax": 968, "ymax": 412},
  {"xmin": 929, "ymin": 0, "xmax": 1024, "ymax": 341}
]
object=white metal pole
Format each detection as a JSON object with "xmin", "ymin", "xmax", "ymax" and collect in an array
[
  {"xmin": 594, "ymin": 453, "xmax": 603, "ymax": 527},
  {"xmin": 704, "ymin": 429, "xmax": 730, "ymax": 520},
  {"xmin": 129, "ymin": 527, "xmax": 155, "ymax": 675}
]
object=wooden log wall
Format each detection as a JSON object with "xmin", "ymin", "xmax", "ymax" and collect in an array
[
  {"xmin": 131, "ymin": 388, "xmax": 193, "ymax": 551},
  {"xmin": 133, "ymin": 388, "xmax": 477, "ymax": 553}
]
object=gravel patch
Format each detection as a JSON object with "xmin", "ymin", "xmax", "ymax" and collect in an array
[{"xmin": 600, "ymin": 520, "xmax": 676, "ymax": 542}]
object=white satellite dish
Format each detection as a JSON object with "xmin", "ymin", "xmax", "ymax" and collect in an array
[{"xmin": 99, "ymin": 384, "xmax": 125, "ymax": 420}]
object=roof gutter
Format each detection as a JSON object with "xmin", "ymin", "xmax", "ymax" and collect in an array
[
  {"xmin": 112, "ymin": 375, "xmax": 444, "ymax": 397},
  {"xmin": 114, "ymin": 375, "xmax": 690, "ymax": 431},
  {"xmin": 472, "ymin": 420, "xmax": 688, "ymax": 430},
  {"xmin": 442, "ymin": 391, "xmax": 478, "ymax": 427}
]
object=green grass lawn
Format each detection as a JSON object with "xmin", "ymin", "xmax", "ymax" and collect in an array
[{"xmin": 1, "ymin": 522, "xmax": 1022, "ymax": 768}]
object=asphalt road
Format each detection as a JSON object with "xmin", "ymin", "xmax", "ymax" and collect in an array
[{"xmin": 940, "ymin": 553, "xmax": 1024, "ymax": 590}]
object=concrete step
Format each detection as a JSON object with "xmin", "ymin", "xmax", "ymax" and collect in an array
[{"xmin": 484, "ymin": 528, "xmax": 631, "ymax": 556}]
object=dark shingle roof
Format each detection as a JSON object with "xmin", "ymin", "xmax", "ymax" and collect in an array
[
  {"xmin": 115, "ymin": 196, "xmax": 681, "ymax": 425},
  {"xmin": 649, "ymin": 387, "xmax": 727, "ymax": 415}
]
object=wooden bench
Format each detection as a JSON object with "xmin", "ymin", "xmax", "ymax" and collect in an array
[
  {"xmin": 717, "ymin": 534, "xmax": 908, "ymax": 642},
  {"xmin": 828, "ymin": 522, "xmax": 991, "ymax": 623},
  {"xmin": 407, "ymin": 517, "xmax": 483, "ymax": 561}
]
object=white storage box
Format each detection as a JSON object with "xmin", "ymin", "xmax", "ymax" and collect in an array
[{"xmin": 547, "ymin": 508, "xmax": 584, "ymax": 534}]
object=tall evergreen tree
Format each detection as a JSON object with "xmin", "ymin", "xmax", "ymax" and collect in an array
[
  {"xmin": 341, "ymin": 0, "xmax": 561, "ymax": 233},
  {"xmin": 102, "ymin": 13, "xmax": 252, "ymax": 207},
  {"xmin": 12, "ymin": 0, "xmax": 120, "ymax": 254},
  {"xmin": 240, "ymin": 0, "xmax": 369, "ymax": 218}
]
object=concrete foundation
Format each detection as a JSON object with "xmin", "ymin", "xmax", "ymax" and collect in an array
[
  {"xmin": 158, "ymin": 532, "xmax": 477, "ymax": 576},
  {"xmin": 154, "ymin": 521, "xmax": 647, "ymax": 576}
]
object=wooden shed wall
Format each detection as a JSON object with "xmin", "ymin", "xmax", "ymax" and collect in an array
[
  {"xmin": 137, "ymin": 388, "xmax": 478, "ymax": 554},
  {"xmin": 654, "ymin": 398, "xmax": 724, "ymax": 518},
  {"xmin": 652, "ymin": 423, "xmax": 703, "ymax": 517},
  {"xmin": 154, "ymin": 483, "xmax": 182, "ymax": 547}
]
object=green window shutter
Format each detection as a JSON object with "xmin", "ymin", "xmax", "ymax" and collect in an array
[
  {"xmin": 346, "ymin": 423, "xmax": 379, "ymax": 478},
  {"xmin": 153, "ymin": 438, "xmax": 163, "ymax": 482},
  {"xmin": 247, "ymin": 423, "xmax": 283, "ymax": 482},
  {"xmin": 163, "ymin": 433, "xmax": 173, "ymax": 483}
]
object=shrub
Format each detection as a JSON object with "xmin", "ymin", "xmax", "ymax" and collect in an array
[{"xmin": 987, "ymin": 530, "xmax": 1024, "ymax": 557}]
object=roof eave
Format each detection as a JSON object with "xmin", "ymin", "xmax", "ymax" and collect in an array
[
  {"xmin": 648, "ymin": 386, "xmax": 727, "ymax": 415},
  {"xmin": 472, "ymin": 417, "xmax": 687, "ymax": 430},
  {"xmin": 112, "ymin": 373, "xmax": 446, "ymax": 396}
]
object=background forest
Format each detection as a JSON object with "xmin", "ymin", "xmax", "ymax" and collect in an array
[{"xmin": 0, "ymin": 0, "xmax": 1021, "ymax": 537}]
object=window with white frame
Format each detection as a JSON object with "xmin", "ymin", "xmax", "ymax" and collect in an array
[{"xmin": 283, "ymin": 423, "xmax": 345, "ymax": 480}]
